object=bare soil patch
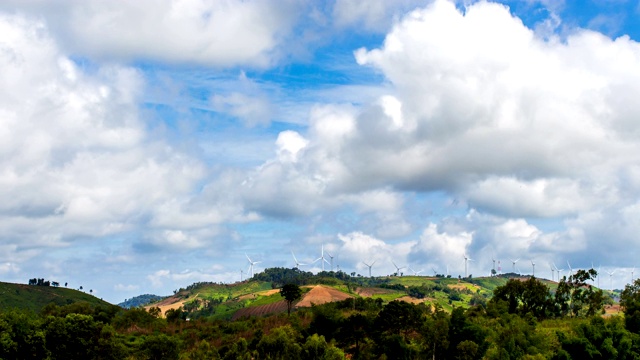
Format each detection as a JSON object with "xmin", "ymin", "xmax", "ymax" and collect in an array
[
  {"xmin": 238, "ymin": 289, "xmax": 279, "ymax": 301},
  {"xmin": 144, "ymin": 294, "xmax": 196, "ymax": 318},
  {"xmin": 296, "ymin": 285, "xmax": 353, "ymax": 307},
  {"xmin": 604, "ymin": 304, "xmax": 621, "ymax": 317},
  {"xmin": 396, "ymin": 296, "xmax": 425, "ymax": 304},
  {"xmin": 355, "ymin": 287, "xmax": 395, "ymax": 297},
  {"xmin": 232, "ymin": 300, "xmax": 288, "ymax": 320}
]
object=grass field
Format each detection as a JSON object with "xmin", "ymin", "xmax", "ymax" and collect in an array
[{"xmin": 0, "ymin": 281, "xmax": 111, "ymax": 312}]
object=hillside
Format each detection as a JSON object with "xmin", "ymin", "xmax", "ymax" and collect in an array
[
  {"xmin": 119, "ymin": 294, "xmax": 164, "ymax": 309},
  {"xmin": 143, "ymin": 268, "xmax": 586, "ymax": 320},
  {"xmin": 0, "ymin": 281, "xmax": 111, "ymax": 312}
]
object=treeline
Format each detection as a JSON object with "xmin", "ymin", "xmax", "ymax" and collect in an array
[
  {"xmin": 4, "ymin": 271, "xmax": 640, "ymax": 359},
  {"xmin": 28, "ymin": 278, "xmax": 60, "ymax": 287}
]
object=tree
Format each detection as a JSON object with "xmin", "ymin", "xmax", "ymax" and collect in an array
[
  {"xmin": 621, "ymin": 278, "xmax": 640, "ymax": 333},
  {"xmin": 280, "ymin": 283, "xmax": 302, "ymax": 316}
]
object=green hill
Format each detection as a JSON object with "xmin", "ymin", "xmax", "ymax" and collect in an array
[
  {"xmin": 143, "ymin": 268, "xmax": 576, "ymax": 321},
  {"xmin": 0, "ymin": 281, "xmax": 112, "ymax": 313}
]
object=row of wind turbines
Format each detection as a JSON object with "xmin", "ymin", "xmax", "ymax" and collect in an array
[{"xmin": 242, "ymin": 247, "xmax": 635, "ymax": 291}]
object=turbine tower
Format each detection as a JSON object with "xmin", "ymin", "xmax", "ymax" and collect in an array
[
  {"xmin": 606, "ymin": 269, "xmax": 616, "ymax": 291},
  {"xmin": 326, "ymin": 251, "xmax": 335, "ymax": 272},
  {"xmin": 240, "ymin": 269, "xmax": 244, "ymax": 282},
  {"xmin": 511, "ymin": 259, "xmax": 520, "ymax": 274},
  {"xmin": 531, "ymin": 260, "xmax": 535, "ymax": 277},
  {"xmin": 314, "ymin": 245, "xmax": 331, "ymax": 272},
  {"xmin": 549, "ymin": 263, "xmax": 555, "ymax": 282},
  {"xmin": 463, "ymin": 254, "xmax": 472, "ymax": 278},
  {"xmin": 432, "ymin": 267, "xmax": 438, "ymax": 276},
  {"xmin": 363, "ymin": 260, "xmax": 376, "ymax": 277},
  {"xmin": 245, "ymin": 254, "xmax": 260, "ymax": 278},
  {"xmin": 567, "ymin": 260, "xmax": 573, "ymax": 277},
  {"xmin": 392, "ymin": 261, "xmax": 405, "ymax": 276}
]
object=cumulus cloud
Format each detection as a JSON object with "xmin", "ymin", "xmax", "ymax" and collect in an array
[
  {"xmin": 0, "ymin": 13, "xmax": 251, "ymax": 267},
  {"xmin": 1, "ymin": 0, "xmax": 299, "ymax": 67},
  {"xmin": 243, "ymin": 0, "xmax": 640, "ymax": 231}
]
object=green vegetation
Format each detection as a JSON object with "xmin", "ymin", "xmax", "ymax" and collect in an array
[
  {"xmin": 118, "ymin": 294, "xmax": 163, "ymax": 309},
  {"xmin": 2, "ymin": 269, "xmax": 638, "ymax": 359},
  {"xmin": 0, "ymin": 282, "xmax": 110, "ymax": 313}
]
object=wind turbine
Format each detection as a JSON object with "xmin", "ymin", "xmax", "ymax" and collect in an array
[
  {"xmin": 326, "ymin": 251, "xmax": 335, "ymax": 271},
  {"xmin": 392, "ymin": 261, "xmax": 406, "ymax": 276},
  {"xmin": 314, "ymin": 245, "xmax": 331, "ymax": 272},
  {"xmin": 432, "ymin": 267, "xmax": 438, "ymax": 276},
  {"xmin": 554, "ymin": 263, "xmax": 563, "ymax": 280},
  {"xmin": 409, "ymin": 266, "xmax": 423, "ymax": 276},
  {"xmin": 240, "ymin": 269, "xmax": 244, "ymax": 282},
  {"xmin": 511, "ymin": 259, "xmax": 520, "ymax": 274},
  {"xmin": 463, "ymin": 254, "xmax": 473, "ymax": 278},
  {"xmin": 549, "ymin": 263, "xmax": 555, "ymax": 281},
  {"xmin": 567, "ymin": 260, "xmax": 573, "ymax": 277},
  {"xmin": 291, "ymin": 251, "xmax": 306, "ymax": 269},
  {"xmin": 606, "ymin": 269, "xmax": 616, "ymax": 291},
  {"xmin": 245, "ymin": 254, "xmax": 260, "ymax": 278},
  {"xmin": 531, "ymin": 260, "xmax": 535, "ymax": 277},
  {"xmin": 363, "ymin": 260, "xmax": 376, "ymax": 277}
]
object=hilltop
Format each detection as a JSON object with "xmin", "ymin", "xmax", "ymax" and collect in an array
[
  {"xmin": 142, "ymin": 267, "xmax": 581, "ymax": 320},
  {"xmin": 0, "ymin": 281, "xmax": 112, "ymax": 313}
]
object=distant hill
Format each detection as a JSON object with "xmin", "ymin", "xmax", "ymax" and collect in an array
[
  {"xmin": 141, "ymin": 268, "xmax": 571, "ymax": 321},
  {"xmin": 119, "ymin": 294, "xmax": 165, "ymax": 309},
  {"xmin": 0, "ymin": 281, "xmax": 111, "ymax": 313}
]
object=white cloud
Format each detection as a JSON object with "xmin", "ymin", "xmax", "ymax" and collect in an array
[
  {"xmin": 2, "ymin": 0, "xmax": 299, "ymax": 67},
  {"xmin": 241, "ymin": 0, "xmax": 640, "ymax": 221},
  {"xmin": 0, "ymin": 13, "xmax": 252, "ymax": 264}
]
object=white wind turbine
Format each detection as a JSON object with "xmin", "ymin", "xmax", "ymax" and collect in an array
[
  {"xmin": 326, "ymin": 251, "xmax": 335, "ymax": 272},
  {"xmin": 606, "ymin": 269, "xmax": 616, "ymax": 291},
  {"xmin": 245, "ymin": 254, "xmax": 260, "ymax": 278},
  {"xmin": 291, "ymin": 251, "xmax": 307, "ymax": 269},
  {"xmin": 409, "ymin": 266, "xmax": 423, "ymax": 276},
  {"xmin": 597, "ymin": 264, "xmax": 602, "ymax": 288},
  {"xmin": 392, "ymin": 261, "xmax": 406, "ymax": 276},
  {"xmin": 511, "ymin": 259, "xmax": 520, "ymax": 274},
  {"xmin": 631, "ymin": 267, "xmax": 636, "ymax": 283},
  {"xmin": 567, "ymin": 260, "xmax": 573, "ymax": 277},
  {"xmin": 463, "ymin": 254, "xmax": 472, "ymax": 278},
  {"xmin": 432, "ymin": 267, "xmax": 438, "ymax": 276},
  {"xmin": 549, "ymin": 263, "xmax": 555, "ymax": 282},
  {"xmin": 554, "ymin": 263, "xmax": 564, "ymax": 280},
  {"xmin": 240, "ymin": 269, "xmax": 244, "ymax": 282},
  {"xmin": 363, "ymin": 260, "xmax": 376, "ymax": 277},
  {"xmin": 314, "ymin": 245, "xmax": 331, "ymax": 272},
  {"xmin": 531, "ymin": 260, "xmax": 536, "ymax": 277}
]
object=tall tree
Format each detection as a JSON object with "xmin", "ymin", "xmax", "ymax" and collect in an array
[
  {"xmin": 280, "ymin": 283, "xmax": 302, "ymax": 316},
  {"xmin": 621, "ymin": 278, "xmax": 640, "ymax": 333}
]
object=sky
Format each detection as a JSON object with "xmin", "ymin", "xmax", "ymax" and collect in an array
[{"xmin": 2, "ymin": 0, "xmax": 640, "ymax": 303}]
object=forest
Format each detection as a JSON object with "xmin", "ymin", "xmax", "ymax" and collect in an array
[{"xmin": 2, "ymin": 269, "xmax": 640, "ymax": 359}]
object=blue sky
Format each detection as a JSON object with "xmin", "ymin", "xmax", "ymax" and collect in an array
[{"xmin": 2, "ymin": 0, "xmax": 640, "ymax": 303}]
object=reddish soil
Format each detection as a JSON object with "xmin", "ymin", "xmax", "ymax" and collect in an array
[
  {"xmin": 604, "ymin": 304, "xmax": 621, "ymax": 317},
  {"xmin": 296, "ymin": 285, "xmax": 353, "ymax": 307},
  {"xmin": 144, "ymin": 294, "xmax": 194, "ymax": 318},
  {"xmin": 232, "ymin": 300, "xmax": 288, "ymax": 320}
]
